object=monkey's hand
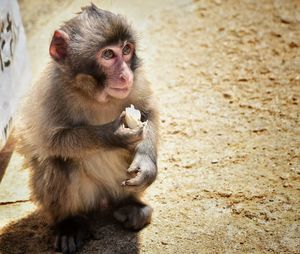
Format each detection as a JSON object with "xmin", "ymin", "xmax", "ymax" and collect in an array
[
  {"xmin": 122, "ymin": 153, "xmax": 157, "ymax": 192},
  {"xmin": 114, "ymin": 112, "xmax": 145, "ymax": 149}
]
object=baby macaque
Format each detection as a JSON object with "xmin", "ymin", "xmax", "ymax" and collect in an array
[{"xmin": 18, "ymin": 4, "xmax": 158, "ymax": 253}]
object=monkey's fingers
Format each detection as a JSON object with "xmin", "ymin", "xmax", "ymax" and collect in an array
[
  {"xmin": 130, "ymin": 126, "xmax": 144, "ymax": 136},
  {"xmin": 127, "ymin": 161, "xmax": 140, "ymax": 174},
  {"xmin": 125, "ymin": 127, "xmax": 144, "ymax": 146},
  {"xmin": 142, "ymin": 120, "xmax": 148, "ymax": 127},
  {"xmin": 122, "ymin": 171, "xmax": 145, "ymax": 187},
  {"xmin": 116, "ymin": 124, "xmax": 143, "ymax": 136},
  {"xmin": 113, "ymin": 112, "xmax": 125, "ymax": 129},
  {"xmin": 120, "ymin": 111, "xmax": 126, "ymax": 120}
]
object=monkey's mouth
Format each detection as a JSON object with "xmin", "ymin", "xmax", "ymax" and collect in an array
[
  {"xmin": 105, "ymin": 86, "xmax": 131, "ymax": 99},
  {"xmin": 110, "ymin": 87, "xmax": 128, "ymax": 92}
]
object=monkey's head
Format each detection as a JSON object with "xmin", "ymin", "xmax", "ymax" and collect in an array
[{"xmin": 49, "ymin": 4, "xmax": 140, "ymax": 103}]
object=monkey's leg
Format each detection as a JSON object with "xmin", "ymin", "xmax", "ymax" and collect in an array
[
  {"xmin": 54, "ymin": 215, "xmax": 90, "ymax": 254},
  {"xmin": 30, "ymin": 157, "xmax": 92, "ymax": 254},
  {"xmin": 113, "ymin": 197, "xmax": 153, "ymax": 230}
]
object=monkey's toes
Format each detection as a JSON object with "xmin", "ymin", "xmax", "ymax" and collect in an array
[
  {"xmin": 54, "ymin": 217, "xmax": 88, "ymax": 254},
  {"xmin": 55, "ymin": 233, "xmax": 78, "ymax": 254},
  {"xmin": 55, "ymin": 230, "xmax": 86, "ymax": 254},
  {"xmin": 113, "ymin": 204, "xmax": 153, "ymax": 230}
]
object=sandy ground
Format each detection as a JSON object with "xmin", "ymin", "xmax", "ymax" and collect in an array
[{"xmin": 0, "ymin": 0, "xmax": 300, "ymax": 253}]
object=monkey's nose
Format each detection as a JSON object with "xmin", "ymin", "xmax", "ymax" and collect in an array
[{"xmin": 120, "ymin": 73, "xmax": 129, "ymax": 82}]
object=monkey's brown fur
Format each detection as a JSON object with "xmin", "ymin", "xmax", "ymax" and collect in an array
[
  {"xmin": 17, "ymin": 5, "xmax": 158, "ymax": 252},
  {"xmin": 19, "ymin": 68, "xmax": 158, "ymax": 221}
]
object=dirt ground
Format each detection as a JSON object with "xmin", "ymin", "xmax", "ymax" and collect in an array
[{"xmin": 0, "ymin": 0, "xmax": 300, "ymax": 253}]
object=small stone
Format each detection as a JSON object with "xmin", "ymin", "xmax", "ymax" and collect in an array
[
  {"xmin": 289, "ymin": 42, "xmax": 299, "ymax": 48},
  {"xmin": 217, "ymin": 191, "xmax": 232, "ymax": 197},
  {"xmin": 283, "ymin": 182, "xmax": 291, "ymax": 188},
  {"xmin": 223, "ymin": 93, "xmax": 232, "ymax": 99}
]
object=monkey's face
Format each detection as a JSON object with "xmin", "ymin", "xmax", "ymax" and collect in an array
[
  {"xmin": 97, "ymin": 41, "xmax": 135, "ymax": 100},
  {"xmin": 49, "ymin": 6, "xmax": 140, "ymax": 103}
]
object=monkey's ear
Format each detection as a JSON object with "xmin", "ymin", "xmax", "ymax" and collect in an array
[{"xmin": 49, "ymin": 30, "xmax": 69, "ymax": 63}]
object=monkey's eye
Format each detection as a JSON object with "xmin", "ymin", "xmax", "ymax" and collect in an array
[
  {"xmin": 102, "ymin": 49, "xmax": 115, "ymax": 60},
  {"xmin": 123, "ymin": 44, "xmax": 131, "ymax": 55}
]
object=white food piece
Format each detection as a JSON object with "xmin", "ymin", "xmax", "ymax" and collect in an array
[{"xmin": 125, "ymin": 104, "xmax": 142, "ymax": 129}]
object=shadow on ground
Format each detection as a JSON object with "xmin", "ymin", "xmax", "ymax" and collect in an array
[{"xmin": 0, "ymin": 211, "xmax": 139, "ymax": 254}]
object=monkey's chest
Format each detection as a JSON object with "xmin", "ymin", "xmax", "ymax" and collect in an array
[
  {"xmin": 84, "ymin": 102, "xmax": 125, "ymax": 126},
  {"xmin": 79, "ymin": 149, "xmax": 132, "ymax": 200}
]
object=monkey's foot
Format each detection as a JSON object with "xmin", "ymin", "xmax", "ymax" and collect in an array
[
  {"xmin": 113, "ymin": 203, "xmax": 153, "ymax": 230},
  {"xmin": 54, "ymin": 216, "xmax": 89, "ymax": 254}
]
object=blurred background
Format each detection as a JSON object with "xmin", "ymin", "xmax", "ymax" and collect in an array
[{"xmin": 0, "ymin": 0, "xmax": 299, "ymax": 253}]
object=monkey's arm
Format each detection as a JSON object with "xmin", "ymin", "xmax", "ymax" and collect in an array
[
  {"xmin": 47, "ymin": 119, "xmax": 143, "ymax": 158},
  {"xmin": 123, "ymin": 108, "xmax": 159, "ymax": 192}
]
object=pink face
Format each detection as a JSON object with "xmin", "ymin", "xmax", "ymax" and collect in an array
[{"xmin": 96, "ymin": 41, "xmax": 135, "ymax": 102}]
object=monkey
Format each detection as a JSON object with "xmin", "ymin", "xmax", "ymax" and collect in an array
[{"xmin": 17, "ymin": 4, "xmax": 159, "ymax": 254}]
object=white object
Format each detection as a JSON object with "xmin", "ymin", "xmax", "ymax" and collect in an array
[
  {"xmin": 0, "ymin": 0, "xmax": 31, "ymax": 149},
  {"xmin": 125, "ymin": 104, "xmax": 142, "ymax": 129}
]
